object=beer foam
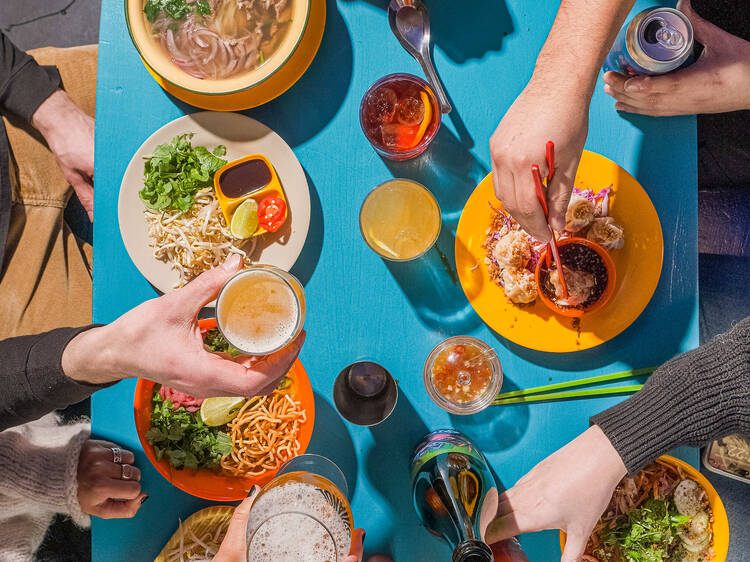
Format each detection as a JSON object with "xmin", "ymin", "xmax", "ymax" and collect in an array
[
  {"xmin": 218, "ymin": 270, "xmax": 299, "ymax": 354},
  {"xmin": 247, "ymin": 482, "xmax": 351, "ymax": 562}
]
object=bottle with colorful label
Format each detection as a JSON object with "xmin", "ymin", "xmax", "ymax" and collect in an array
[{"xmin": 410, "ymin": 430, "xmax": 529, "ymax": 562}]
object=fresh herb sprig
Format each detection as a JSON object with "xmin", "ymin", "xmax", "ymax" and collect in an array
[
  {"xmin": 145, "ymin": 393, "xmax": 232, "ymax": 470},
  {"xmin": 604, "ymin": 498, "xmax": 690, "ymax": 562},
  {"xmin": 139, "ymin": 133, "xmax": 227, "ymax": 212},
  {"xmin": 144, "ymin": 0, "xmax": 211, "ymax": 22},
  {"xmin": 204, "ymin": 327, "xmax": 242, "ymax": 356}
]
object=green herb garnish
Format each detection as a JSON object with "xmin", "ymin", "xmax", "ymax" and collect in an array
[
  {"xmin": 146, "ymin": 393, "xmax": 232, "ymax": 470},
  {"xmin": 138, "ymin": 133, "xmax": 227, "ymax": 213},
  {"xmin": 603, "ymin": 498, "xmax": 690, "ymax": 562},
  {"xmin": 144, "ymin": 0, "xmax": 211, "ymax": 22},
  {"xmin": 204, "ymin": 327, "xmax": 242, "ymax": 356}
]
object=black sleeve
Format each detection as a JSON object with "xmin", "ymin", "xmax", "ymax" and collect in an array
[
  {"xmin": 591, "ymin": 316, "xmax": 750, "ymax": 474},
  {"xmin": 0, "ymin": 31, "xmax": 61, "ymax": 122},
  {"xmin": 0, "ymin": 326, "xmax": 114, "ymax": 431}
]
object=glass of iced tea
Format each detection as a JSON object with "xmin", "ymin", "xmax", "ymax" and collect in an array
[
  {"xmin": 359, "ymin": 178, "xmax": 442, "ymax": 261},
  {"xmin": 360, "ymin": 73, "xmax": 441, "ymax": 161},
  {"xmin": 423, "ymin": 336, "xmax": 503, "ymax": 415},
  {"xmin": 246, "ymin": 454, "xmax": 353, "ymax": 562},
  {"xmin": 215, "ymin": 265, "xmax": 305, "ymax": 356}
]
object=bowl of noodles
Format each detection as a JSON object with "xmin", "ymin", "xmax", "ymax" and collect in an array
[
  {"xmin": 125, "ymin": 0, "xmax": 311, "ymax": 95},
  {"xmin": 560, "ymin": 455, "xmax": 729, "ymax": 561},
  {"xmin": 133, "ymin": 318, "xmax": 315, "ymax": 501}
]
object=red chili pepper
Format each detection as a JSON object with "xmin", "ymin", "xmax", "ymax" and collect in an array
[{"xmin": 258, "ymin": 197, "xmax": 286, "ymax": 232}]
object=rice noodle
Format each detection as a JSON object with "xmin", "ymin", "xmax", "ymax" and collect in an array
[{"xmin": 144, "ymin": 187, "xmax": 256, "ymax": 287}]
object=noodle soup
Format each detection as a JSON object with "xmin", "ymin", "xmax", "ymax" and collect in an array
[{"xmin": 126, "ymin": 0, "xmax": 310, "ymax": 94}]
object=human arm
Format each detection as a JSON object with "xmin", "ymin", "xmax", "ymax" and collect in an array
[
  {"xmin": 0, "ymin": 419, "xmax": 144, "ymax": 525},
  {"xmin": 0, "ymin": 256, "xmax": 305, "ymax": 431},
  {"xmin": 592, "ymin": 315, "xmax": 750, "ymax": 473},
  {"xmin": 484, "ymin": 316, "xmax": 750, "ymax": 561},
  {"xmin": 490, "ymin": 0, "xmax": 634, "ymax": 241},
  {"xmin": 603, "ymin": 0, "xmax": 750, "ymax": 116},
  {"xmin": 0, "ymin": 32, "xmax": 94, "ymax": 220}
]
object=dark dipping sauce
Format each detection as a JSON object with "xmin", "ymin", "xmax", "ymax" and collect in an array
[
  {"xmin": 218, "ymin": 158, "xmax": 272, "ymax": 199},
  {"xmin": 539, "ymin": 243, "xmax": 608, "ymax": 309}
]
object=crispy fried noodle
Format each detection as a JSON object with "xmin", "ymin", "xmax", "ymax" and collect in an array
[{"xmin": 220, "ymin": 390, "xmax": 306, "ymax": 477}]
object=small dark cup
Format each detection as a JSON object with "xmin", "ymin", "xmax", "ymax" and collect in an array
[{"xmin": 333, "ymin": 362, "xmax": 398, "ymax": 426}]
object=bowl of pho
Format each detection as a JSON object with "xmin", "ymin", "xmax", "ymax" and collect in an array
[{"xmin": 125, "ymin": 0, "xmax": 310, "ymax": 95}]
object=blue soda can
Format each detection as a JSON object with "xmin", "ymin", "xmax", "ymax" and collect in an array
[{"xmin": 604, "ymin": 7, "xmax": 693, "ymax": 76}]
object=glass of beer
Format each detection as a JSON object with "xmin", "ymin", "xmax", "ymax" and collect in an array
[
  {"xmin": 359, "ymin": 178, "xmax": 442, "ymax": 261},
  {"xmin": 216, "ymin": 265, "xmax": 305, "ymax": 356},
  {"xmin": 246, "ymin": 454, "xmax": 353, "ymax": 562}
]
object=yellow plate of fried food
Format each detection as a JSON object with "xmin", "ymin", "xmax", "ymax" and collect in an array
[
  {"xmin": 155, "ymin": 505, "xmax": 234, "ymax": 562},
  {"xmin": 455, "ymin": 150, "xmax": 663, "ymax": 352}
]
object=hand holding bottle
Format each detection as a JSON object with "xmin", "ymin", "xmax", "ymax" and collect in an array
[{"xmin": 484, "ymin": 426, "xmax": 627, "ymax": 562}]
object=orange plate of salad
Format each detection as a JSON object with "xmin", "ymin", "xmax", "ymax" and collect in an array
[{"xmin": 134, "ymin": 318, "xmax": 315, "ymax": 501}]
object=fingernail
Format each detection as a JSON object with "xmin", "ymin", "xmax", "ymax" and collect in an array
[
  {"xmin": 624, "ymin": 79, "xmax": 642, "ymax": 93},
  {"xmin": 223, "ymin": 254, "xmax": 242, "ymax": 271},
  {"xmin": 140, "ymin": 495, "xmax": 149, "ymax": 504},
  {"xmin": 249, "ymin": 485, "xmax": 260, "ymax": 496}
]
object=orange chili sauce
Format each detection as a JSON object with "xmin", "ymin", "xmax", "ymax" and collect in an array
[{"xmin": 430, "ymin": 344, "xmax": 492, "ymax": 404}]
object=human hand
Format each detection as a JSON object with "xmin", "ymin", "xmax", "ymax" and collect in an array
[
  {"xmin": 214, "ymin": 487, "xmax": 366, "ymax": 562},
  {"xmin": 61, "ymin": 255, "xmax": 306, "ymax": 398},
  {"xmin": 603, "ymin": 0, "xmax": 750, "ymax": 116},
  {"xmin": 485, "ymin": 426, "xmax": 626, "ymax": 562},
  {"xmin": 32, "ymin": 90, "xmax": 95, "ymax": 221},
  {"xmin": 77, "ymin": 439, "xmax": 146, "ymax": 519},
  {"xmin": 489, "ymin": 80, "xmax": 589, "ymax": 241}
]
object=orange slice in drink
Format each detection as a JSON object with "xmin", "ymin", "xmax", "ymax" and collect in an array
[{"xmin": 410, "ymin": 90, "xmax": 433, "ymax": 149}]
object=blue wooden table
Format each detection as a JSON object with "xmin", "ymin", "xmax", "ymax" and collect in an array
[{"xmin": 92, "ymin": 0, "xmax": 698, "ymax": 560}]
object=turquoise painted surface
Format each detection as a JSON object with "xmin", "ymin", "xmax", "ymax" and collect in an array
[{"xmin": 92, "ymin": 0, "xmax": 698, "ymax": 560}]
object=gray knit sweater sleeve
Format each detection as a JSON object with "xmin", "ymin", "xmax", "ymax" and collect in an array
[{"xmin": 591, "ymin": 316, "xmax": 750, "ymax": 475}]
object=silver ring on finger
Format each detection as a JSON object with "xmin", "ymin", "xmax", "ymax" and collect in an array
[
  {"xmin": 121, "ymin": 464, "xmax": 135, "ymax": 481},
  {"xmin": 111, "ymin": 447, "xmax": 122, "ymax": 464}
]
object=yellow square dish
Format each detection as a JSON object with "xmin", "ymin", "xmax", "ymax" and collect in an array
[{"xmin": 214, "ymin": 154, "xmax": 288, "ymax": 237}]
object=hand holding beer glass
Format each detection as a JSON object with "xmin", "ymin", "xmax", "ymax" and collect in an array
[
  {"xmin": 61, "ymin": 255, "xmax": 305, "ymax": 398},
  {"xmin": 214, "ymin": 455, "xmax": 366, "ymax": 562}
]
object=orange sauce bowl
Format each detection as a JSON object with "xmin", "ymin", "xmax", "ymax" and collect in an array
[
  {"xmin": 535, "ymin": 237, "xmax": 616, "ymax": 318},
  {"xmin": 560, "ymin": 455, "xmax": 730, "ymax": 561},
  {"xmin": 133, "ymin": 318, "xmax": 315, "ymax": 501}
]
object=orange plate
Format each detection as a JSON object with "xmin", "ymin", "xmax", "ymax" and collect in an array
[
  {"xmin": 142, "ymin": 0, "xmax": 326, "ymax": 111},
  {"xmin": 560, "ymin": 455, "xmax": 730, "ymax": 561},
  {"xmin": 455, "ymin": 150, "xmax": 664, "ymax": 353},
  {"xmin": 133, "ymin": 318, "xmax": 315, "ymax": 501}
]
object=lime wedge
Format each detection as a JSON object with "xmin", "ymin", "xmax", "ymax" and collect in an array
[
  {"xmin": 230, "ymin": 199, "xmax": 259, "ymax": 239},
  {"xmin": 200, "ymin": 397, "xmax": 246, "ymax": 426}
]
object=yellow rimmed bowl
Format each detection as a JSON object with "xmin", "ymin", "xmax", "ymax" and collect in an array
[
  {"xmin": 125, "ymin": 0, "xmax": 311, "ymax": 96},
  {"xmin": 560, "ymin": 455, "xmax": 729, "ymax": 561}
]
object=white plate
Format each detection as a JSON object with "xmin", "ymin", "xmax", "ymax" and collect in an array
[{"xmin": 118, "ymin": 111, "xmax": 311, "ymax": 302}]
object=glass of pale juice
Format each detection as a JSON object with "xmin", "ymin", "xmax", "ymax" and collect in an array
[
  {"xmin": 216, "ymin": 265, "xmax": 305, "ymax": 356},
  {"xmin": 359, "ymin": 179, "xmax": 441, "ymax": 261}
]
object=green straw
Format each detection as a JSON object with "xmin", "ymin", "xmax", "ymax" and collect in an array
[
  {"xmin": 494, "ymin": 366, "xmax": 655, "ymax": 400},
  {"xmin": 492, "ymin": 384, "xmax": 644, "ymax": 405}
]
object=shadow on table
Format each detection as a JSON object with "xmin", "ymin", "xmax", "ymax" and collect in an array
[
  {"xmin": 248, "ymin": 0, "xmax": 354, "ymax": 147},
  {"xmin": 449, "ymin": 375, "xmax": 529, "ymax": 453},
  {"xmin": 383, "ymin": 125, "xmax": 489, "ymax": 227},
  {"xmin": 384, "ymin": 227, "xmax": 482, "ymax": 334},
  {"xmin": 365, "ymin": 392, "xmax": 429, "ymax": 556},
  {"xmin": 307, "ymin": 392, "xmax": 359, "ymax": 496},
  {"xmin": 343, "ymin": 0, "xmax": 513, "ymax": 63},
  {"xmin": 290, "ymin": 169, "xmax": 324, "ymax": 285}
]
